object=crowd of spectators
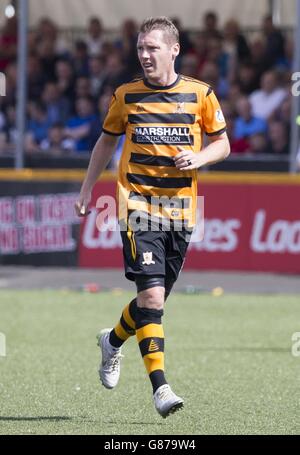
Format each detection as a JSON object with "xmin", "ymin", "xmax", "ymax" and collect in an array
[{"xmin": 0, "ymin": 12, "xmax": 293, "ymax": 168}]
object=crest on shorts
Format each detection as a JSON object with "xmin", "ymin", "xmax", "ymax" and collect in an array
[
  {"xmin": 175, "ymin": 102, "xmax": 185, "ymax": 114},
  {"xmin": 142, "ymin": 251, "xmax": 155, "ymax": 265}
]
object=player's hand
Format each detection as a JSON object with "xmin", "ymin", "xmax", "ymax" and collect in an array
[
  {"xmin": 74, "ymin": 192, "xmax": 91, "ymax": 217},
  {"xmin": 174, "ymin": 147, "xmax": 199, "ymax": 170}
]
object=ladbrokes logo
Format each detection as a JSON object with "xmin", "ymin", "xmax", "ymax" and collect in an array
[
  {"xmin": 251, "ymin": 210, "xmax": 300, "ymax": 253},
  {"xmin": 132, "ymin": 127, "xmax": 194, "ymax": 145}
]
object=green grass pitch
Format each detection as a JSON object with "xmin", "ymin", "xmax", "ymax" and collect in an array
[{"xmin": 0, "ymin": 289, "xmax": 299, "ymax": 435}]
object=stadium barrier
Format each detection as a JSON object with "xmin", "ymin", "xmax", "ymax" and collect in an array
[
  {"xmin": 1, "ymin": 170, "xmax": 300, "ymax": 273},
  {"xmin": 0, "ymin": 153, "xmax": 290, "ymax": 172},
  {"xmin": 79, "ymin": 173, "xmax": 300, "ymax": 274}
]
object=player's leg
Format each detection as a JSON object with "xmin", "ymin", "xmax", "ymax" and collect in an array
[
  {"xmin": 135, "ymin": 276, "xmax": 166, "ymax": 391},
  {"xmin": 97, "ymin": 226, "xmax": 141, "ymax": 389},
  {"xmin": 140, "ymin": 228, "xmax": 191, "ymax": 415},
  {"xmin": 98, "ymin": 224, "xmax": 163, "ymax": 389},
  {"xmin": 164, "ymin": 277, "xmax": 176, "ymax": 301},
  {"xmin": 164, "ymin": 226, "xmax": 191, "ymax": 301},
  {"xmin": 97, "ymin": 297, "xmax": 137, "ymax": 389},
  {"xmin": 109, "ymin": 297, "xmax": 137, "ymax": 347},
  {"xmin": 104, "ymin": 262, "xmax": 176, "ymax": 355},
  {"xmin": 135, "ymin": 276, "xmax": 184, "ymax": 418}
]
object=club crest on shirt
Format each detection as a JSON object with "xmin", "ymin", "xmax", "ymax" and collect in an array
[
  {"xmin": 175, "ymin": 102, "xmax": 185, "ymax": 114},
  {"xmin": 136, "ymin": 104, "xmax": 146, "ymax": 113},
  {"xmin": 171, "ymin": 209, "xmax": 180, "ymax": 217},
  {"xmin": 142, "ymin": 251, "xmax": 155, "ymax": 265}
]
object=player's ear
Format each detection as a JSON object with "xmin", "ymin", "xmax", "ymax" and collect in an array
[{"xmin": 172, "ymin": 42, "xmax": 180, "ymax": 60}]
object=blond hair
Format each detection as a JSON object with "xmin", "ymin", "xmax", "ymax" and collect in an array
[{"xmin": 139, "ymin": 17, "xmax": 179, "ymax": 44}]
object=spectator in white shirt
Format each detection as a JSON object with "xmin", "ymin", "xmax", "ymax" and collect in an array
[
  {"xmin": 249, "ymin": 70, "xmax": 287, "ymax": 120},
  {"xmin": 86, "ymin": 17, "xmax": 104, "ymax": 57},
  {"xmin": 89, "ymin": 56, "xmax": 106, "ymax": 97},
  {"xmin": 40, "ymin": 123, "xmax": 75, "ymax": 154}
]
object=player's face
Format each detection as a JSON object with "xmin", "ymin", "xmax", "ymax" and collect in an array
[{"xmin": 137, "ymin": 29, "xmax": 179, "ymax": 84}]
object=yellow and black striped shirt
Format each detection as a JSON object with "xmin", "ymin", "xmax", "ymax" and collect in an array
[{"xmin": 103, "ymin": 74, "xmax": 226, "ymax": 227}]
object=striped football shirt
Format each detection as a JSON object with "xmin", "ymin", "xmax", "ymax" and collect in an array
[{"xmin": 103, "ymin": 74, "xmax": 226, "ymax": 227}]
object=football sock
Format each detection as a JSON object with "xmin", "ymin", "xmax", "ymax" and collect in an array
[
  {"xmin": 109, "ymin": 298, "xmax": 137, "ymax": 348},
  {"xmin": 135, "ymin": 306, "xmax": 167, "ymax": 393}
]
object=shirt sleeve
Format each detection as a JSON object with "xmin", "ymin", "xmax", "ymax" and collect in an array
[
  {"xmin": 200, "ymin": 88, "xmax": 227, "ymax": 136},
  {"xmin": 102, "ymin": 88, "xmax": 126, "ymax": 136}
]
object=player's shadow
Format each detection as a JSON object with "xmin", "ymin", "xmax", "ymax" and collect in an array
[
  {"xmin": 106, "ymin": 420, "xmax": 164, "ymax": 426},
  {"xmin": 0, "ymin": 416, "xmax": 72, "ymax": 422},
  {"xmin": 197, "ymin": 346, "xmax": 289, "ymax": 353}
]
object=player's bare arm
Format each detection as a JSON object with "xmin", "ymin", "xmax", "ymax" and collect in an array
[
  {"xmin": 174, "ymin": 132, "xmax": 230, "ymax": 170},
  {"xmin": 75, "ymin": 132, "xmax": 118, "ymax": 216}
]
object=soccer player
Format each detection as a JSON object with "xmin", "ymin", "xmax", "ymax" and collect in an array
[{"xmin": 75, "ymin": 17, "xmax": 230, "ymax": 418}]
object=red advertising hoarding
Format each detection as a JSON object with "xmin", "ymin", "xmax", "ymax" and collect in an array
[
  {"xmin": 78, "ymin": 177, "xmax": 300, "ymax": 274},
  {"xmin": 0, "ymin": 178, "xmax": 81, "ymax": 266}
]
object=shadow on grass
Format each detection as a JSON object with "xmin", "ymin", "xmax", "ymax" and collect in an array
[
  {"xmin": 106, "ymin": 420, "xmax": 164, "ymax": 426},
  {"xmin": 193, "ymin": 347, "xmax": 290, "ymax": 353},
  {"xmin": 0, "ymin": 416, "xmax": 72, "ymax": 422}
]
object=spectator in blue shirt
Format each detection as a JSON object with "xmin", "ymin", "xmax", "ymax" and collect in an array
[
  {"xmin": 234, "ymin": 96, "xmax": 268, "ymax": 140},
  {"xmin": 27, "ymin": 101, "xmax": 51, "ymax": 144},
  {"xmin": 65, "ymin": 96, "xmax": 97, "ymax": 152},
  {"xmin": 42, "ymin": 82, "xmax": 71, "ymax": 126}
]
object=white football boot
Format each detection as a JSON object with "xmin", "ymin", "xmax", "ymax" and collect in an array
[
  {"xmin": 97, "ymin": 328, "xmax": 124, "ymax": 389},
  {"xmin": 153, "ymin": 384, "xmax": 184, "ymax": 418}
]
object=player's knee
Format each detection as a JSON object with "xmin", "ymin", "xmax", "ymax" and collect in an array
[
  {"xmin": 135, "ymin": 275, "xmax": 165, "ymax": 309},
  {"xmin": 137, "ymin": 287, "xmax": 165, "ymax": 310}
]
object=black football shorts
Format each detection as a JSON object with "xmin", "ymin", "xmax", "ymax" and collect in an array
[{"xmin": 120, "ymin": 219, "xmax": 192, "ymax": 284}]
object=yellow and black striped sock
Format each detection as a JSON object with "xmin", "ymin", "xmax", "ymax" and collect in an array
[
  {"xmin": 109, "ymin": 298, "xmax": 137, "ymax": 348},
  {"xmin": 136, "ymin": 306, "xmax": 167, "ymax": 393}
]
